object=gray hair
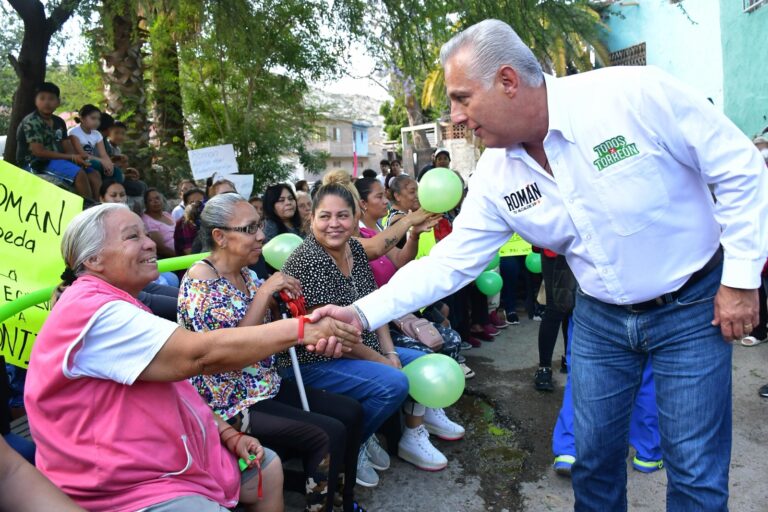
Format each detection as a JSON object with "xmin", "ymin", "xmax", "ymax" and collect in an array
[
  {"xmin": 199, "ymin": 192, "xmax": 249, "ymax": 250},
  {"xmin": 440, "ymin": 19, "xmax": 543, "ymax": 88},
  {"xmin": 61, "ymin": 203, "xmax": 130, "ymax": 275}
]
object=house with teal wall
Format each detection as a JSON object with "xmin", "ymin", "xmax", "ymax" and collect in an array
[{"xmin": 602, "ymin": 0, "xmax": 767, "ymax": 137}]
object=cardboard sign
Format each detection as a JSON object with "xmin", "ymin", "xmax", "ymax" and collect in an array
[
  {"xmin": 0, "ymin": 161, "xmax": 83, "ymax": 367},
  {"xmin": 222, "ymin": 173, "xmax": 254, "ymax": 199},
  {"xmin": 188, "ymin": 144, "xmax": 239, "ymax": 180}
]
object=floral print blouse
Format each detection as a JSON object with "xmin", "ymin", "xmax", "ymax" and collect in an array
[{"xmin": 177, "ymin": 262, "xmax": 280, "ymax": 420}]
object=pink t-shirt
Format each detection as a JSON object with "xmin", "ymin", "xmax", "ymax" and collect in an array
[
  {"xmin": 142, "ymin": 212, "xmax": 176, "ymax": 252},
  {"xmin": 360, "ymin": 226, "xmax": 398, "ymax": 287}
]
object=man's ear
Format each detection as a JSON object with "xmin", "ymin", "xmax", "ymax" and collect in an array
[{"xmin": 499, "ymin": 66, "xmax": 520, "ymax": 98}]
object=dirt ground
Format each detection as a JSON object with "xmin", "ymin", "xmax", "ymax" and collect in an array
[{"xmin": 284, "ymin": 315, "xmax": 768, "ymax": 511}]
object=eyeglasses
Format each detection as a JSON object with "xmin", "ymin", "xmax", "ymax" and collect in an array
[{"xmin": 215, "ymin": 221, "xmax": 264, "ymax": 235}]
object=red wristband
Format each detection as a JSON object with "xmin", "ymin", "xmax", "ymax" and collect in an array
[{"xmin": 297, "ymin": 315, "xmax": 313, "ymax": 345}]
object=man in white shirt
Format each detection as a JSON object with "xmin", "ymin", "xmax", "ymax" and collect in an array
[{"xmin": 311, "ymin": 19, "xmax": 768, "ymax": 511}]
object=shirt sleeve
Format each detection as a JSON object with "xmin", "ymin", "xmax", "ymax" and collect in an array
[
  {"xmin": 65, "ymin": 301, "xmax": 179, "ymax": 385},
  {"xmin": 641, "ymin": 67, "xmax": 768, "ymax": 288},
  {"xmin": 355, "ymin": 173, "xmax": 514, "ymax": 329},
  {"xmin": 23, "ymin": 118, "xmax": 44, "ymax": 145}
]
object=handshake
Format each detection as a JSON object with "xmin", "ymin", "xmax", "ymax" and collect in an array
[{"xmin": 300, "ymin": 305, "xmax": 365, "ymax": 359}]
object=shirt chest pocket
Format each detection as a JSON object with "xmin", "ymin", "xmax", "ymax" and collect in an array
[{"xmin": 591, "ymin": 153, "xmax": 670, "ymax": 236}]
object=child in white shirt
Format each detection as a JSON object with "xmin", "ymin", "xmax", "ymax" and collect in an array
[{"xmin": 68, "ymin": 104, "xmax": 115, "ymax": 182}]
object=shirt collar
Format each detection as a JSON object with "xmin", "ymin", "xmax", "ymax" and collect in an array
[
  {"xmin": 542, "ymin": 73, "xmax": 575, "ymax": 144},
  {"xmin": 505, "ymin": 73, "xmax": 575, "ymax": 160}
]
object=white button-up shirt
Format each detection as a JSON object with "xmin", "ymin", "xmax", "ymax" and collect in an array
[{"xmin": 356, "ymin": 66, "xmax": 768, "ymax": 329}]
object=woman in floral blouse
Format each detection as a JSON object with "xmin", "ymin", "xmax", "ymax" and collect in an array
[{"xmin": 178, "ymin": 193, "xmax": 367, "ymax": 512}]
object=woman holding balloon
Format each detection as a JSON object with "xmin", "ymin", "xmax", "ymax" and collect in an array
[
  {"xmin": 354, "ymin": 176, "xmax": 473, "ymax": 378},
  {"xmin": 278, "ymin": 182, "xmax": 465, "ymax": 482},
  {"xmin": 178, "ymin": 193, "xmax": 368, "ymax": 511}
]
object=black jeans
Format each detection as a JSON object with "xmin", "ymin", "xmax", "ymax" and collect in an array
[
  {"xmin": 249, "ymin": 382, "xmax": 364, "ymax": 512},
  {"xmin": 538, "ymin": 255, "xmax": 577, "ymax": 367}
]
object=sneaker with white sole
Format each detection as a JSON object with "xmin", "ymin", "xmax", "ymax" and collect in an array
[
  {"xmin": 424, "ymin": 407, "xmax": 465, "ymax": 441},
  {"xmin": 364, "ymin": 435, "xmax": 390, "ymax": 471},
  {"xmin": 355, "ymin": 445, "xmax": 379, "ymax": 487},
  {"xmin": 398, "ymin": 425, "xmax": 448, "ymax": 471}
]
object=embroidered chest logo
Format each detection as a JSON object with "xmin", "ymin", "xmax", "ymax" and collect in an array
[
  {"xmin": 504, "ymin": 182, "xmax": 543, "ymax": 214},
  {"xmin": 592, "ymin": 135, "xmax": 639, "ymax": 171}
]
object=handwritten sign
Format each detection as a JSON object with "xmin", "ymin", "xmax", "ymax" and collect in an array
[
  {"xmin": 188, "ymin": 144, "xmax": 239, "ymax": 180},
  {"xmin": 222, "ymin": 173, "xmax": 254, "ymax": 199},
  {"xmin": 499, "ymin": 233, "xmax": 532, "ymax": 257},
  {"xmin": 0, "ymin": 161, "xmax": 83, "ymax": 367}
]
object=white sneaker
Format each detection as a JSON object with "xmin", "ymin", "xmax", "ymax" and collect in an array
[
  {"xmin": 424, "ymin": 408, "xmax": 465, "ymax": 441},
  {"xmin": 365, "ymin": 435, "xmax": 390, "ymax": 471},
  {"xmin": 398, "ymin": 425, "xmax": 448, "ymax": 471},
  {"xmin": 355, "ymin": 445, "xmax": 379, "ymax": 487}
]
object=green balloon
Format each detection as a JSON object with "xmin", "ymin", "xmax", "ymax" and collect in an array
[
  {"xmin": 525, "ymin": 252, "xmax": 542, "ymax": 274},
  {"xmin": 485, "ymin": 253, "xmax": 501, "ymax": 271},
  {"xmin": 0, "ymin": 286, "xmax": 56, "ymax": 324},
  {"xmin": 476, "ymin": 271, "xmax": 503, "ymax": 296},
  {"xmin": 263, "ymin": 233, "xmax": 304, "ymax": 270},
  {"xmin": 157, "ymin": 252, "xmax": 211, "ymax": 273},
  {"xmin": 402, "ymin": 354, "xmax": 465, "ymax": 409},
  {"xmin": 417, "ymin": 167, "xmax": 463, "ymax": 213}
]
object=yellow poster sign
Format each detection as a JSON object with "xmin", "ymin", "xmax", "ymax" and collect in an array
[
  {"xmin": 0, "ymin": 161, "xmax": 83, "ymax": 367},
  {"xmin": 499, "ymin": 233, "xmax": 532, "ymax": 257}
]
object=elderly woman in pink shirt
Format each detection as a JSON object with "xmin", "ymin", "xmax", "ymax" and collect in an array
[{"xmin": 24, "ymin": 203, "xmax": 359, "ymax": 512}]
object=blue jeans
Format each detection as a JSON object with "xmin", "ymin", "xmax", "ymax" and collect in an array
[
  {"xmin": 571, "ymin": 263, "xmax": 730, "ymax": 511},
  {"xmin": 282, "ymin": 354, "xmax": 412, "ymax": 440},
  {"xmin": 3, "ymin": 433, "xmax": 35, "ymax": 464},
  {"xmin": 553, "ymin": 320, "xmax": 662, "ymax": 463}
]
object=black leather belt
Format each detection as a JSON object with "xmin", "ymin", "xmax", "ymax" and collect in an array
[{"xmin": 625, "ymin": 247, "xmax": 723, "ymax": 313}]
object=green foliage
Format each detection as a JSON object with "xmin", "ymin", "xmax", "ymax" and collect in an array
[
  {"xmin": 298, "ymin": 146, "xmax": 330, "ymax": 177},
  {"xmin": 379, "ymin": 98, "xmax": 409, "ymax": 143},
  {"xmin": 47, "ymin": 62, "xmax": 105, "ymax": 113},
  {"xmin": 179, "ymin": 0, "xmax": 366, "ymax": 192}
]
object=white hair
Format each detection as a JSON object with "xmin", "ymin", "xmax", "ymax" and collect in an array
[
  {"xmin": 199, "ymin": 192, "xmax": 249, "ymax": 250},
  {"xmin": 61, "ymin": 203, "xmax": 130, "ymax": 275},
  {"xmin": 440, "ymin": 19, "xmax": 543, "ymax": 88}
]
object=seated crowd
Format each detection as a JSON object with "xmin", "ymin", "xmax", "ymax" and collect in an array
[{"xmin": 6, "ymin": 81, "xmax": 521, "ymax": 512}]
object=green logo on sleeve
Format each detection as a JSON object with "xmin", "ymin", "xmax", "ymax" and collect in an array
[{"xmin": 592, "ymin": 135, "xmax": 640, "ymax": 171}]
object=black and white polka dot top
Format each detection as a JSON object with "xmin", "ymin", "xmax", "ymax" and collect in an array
[{"xmin": 277, "ymin": 233, "xmax": 381, "ymax": 368}]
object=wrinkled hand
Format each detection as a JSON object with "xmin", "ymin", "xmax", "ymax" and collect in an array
[
  {"xmin": 712, "ymin": 285, "xmax": 759, "ymax": 341},
  {"xmin": 412, "ymin": 213, "xmax": 442, "ymax": 235},
  {"xmin": 234, "ymin": 435, "xmax": 264, "ymax": 467},
  {"xmin": 303, "ymin": 316, "xmax": 361, "ymax": 356},
  {"xmin": 405, "ymin": 208, "xmax": 435, "ymax": 227},
  {"xmin": 308, "ymin": 304, "xmax": 364, "ymax": 332},
  {"xmin": 260, "ymin": 272, "xmax": 302, "ymax": 300}
]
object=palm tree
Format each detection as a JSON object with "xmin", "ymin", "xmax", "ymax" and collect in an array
[{"xmin": 422, "ymin": 0, "xmax": 610, "ymax": 111}]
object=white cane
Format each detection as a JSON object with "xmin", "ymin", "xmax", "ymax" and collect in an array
[{"xmin": 273, "ymin": 292, "xmax": 310, "ymax": 412}]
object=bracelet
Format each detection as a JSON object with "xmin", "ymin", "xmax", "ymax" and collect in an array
[
  {"xmin": 224, "ymin": 432, "xmax": 245, "ymax": 452},
  {"xmin": 219, "ymin": 425, "xmax": 236, "ymax": 437},
  {"xmin": 351, "ymin": 304, "xmax": 370, "ymax": 331},
  {"xmin": 297, "ymin": 315, "xmax": 313, "ymax": 346},
  {"xmin": 384, "ymin": 351, "xmax": 400, "ymax": 358}
]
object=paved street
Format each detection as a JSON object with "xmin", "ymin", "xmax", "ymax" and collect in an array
[{"xmin": 288, "ymin": 315, "xmax": 768, "ymax": 511}]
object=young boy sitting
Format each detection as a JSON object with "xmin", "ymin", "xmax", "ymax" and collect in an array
[
  {"xmin": 15, "ymin": 82, "xmax": 97, "ymax": 201},
  {"xmin": 107, "ymin": 121, "xmax": 130, "ymax": 168}
]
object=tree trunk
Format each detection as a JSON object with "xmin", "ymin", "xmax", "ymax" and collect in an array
[
  {"xmin": 101, "ymin": 0, "xmax": 151, "ymax": 171},
  {"xmin": 149, "ymin": 12, "xmax": 187, "ymax": 189},
  {"xmin": 3, "ymin": 0, "xmax": 79, "ymax": 164}
]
